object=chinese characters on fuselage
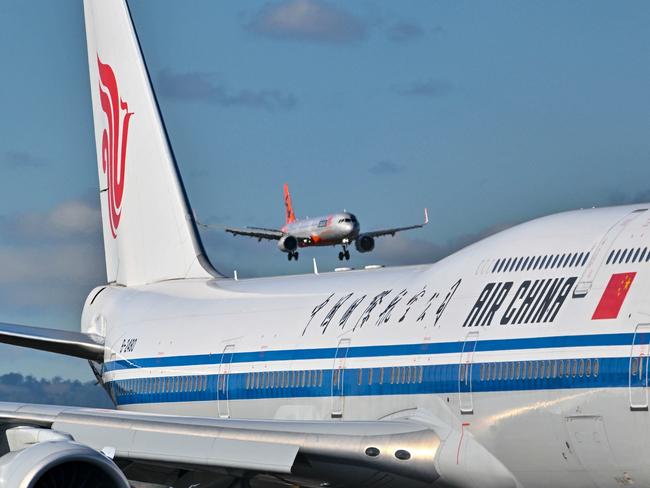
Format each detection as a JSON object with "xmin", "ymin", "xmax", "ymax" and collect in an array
[{"xmin": 302, "ymin": 279, "xmax": 462, "ymax": 336}]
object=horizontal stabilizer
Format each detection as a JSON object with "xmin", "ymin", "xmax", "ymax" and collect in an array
[{"xmin": 0, "ymin": 323, "xmax": 104, "ymax": 362}]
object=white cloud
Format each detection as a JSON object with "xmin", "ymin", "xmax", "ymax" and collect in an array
[{"xmin": 247, "ymin": 0, "xmax": 366, "ymax": 43}]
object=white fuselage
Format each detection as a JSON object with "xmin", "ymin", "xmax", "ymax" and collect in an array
[
  {"xmin": 282, "ymin": 212, "xmax": 359, "ymax": 247},
  {"xmin": 84, "ymin": 203, "xmax": 650, "ymax": 488}
]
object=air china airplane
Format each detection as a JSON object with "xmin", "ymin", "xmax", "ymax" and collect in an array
[
  {"xmin": 225, "ymin": 184, "xmax": 428, "ymax": 261},
  {"xmin": 0, "ymin": 2, "xmax": 649, "ymax": 488}
]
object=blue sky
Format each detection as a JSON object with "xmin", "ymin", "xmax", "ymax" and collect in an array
[{"xmin": 0, "ymin": 0, "xmax": 648, "ymax": 380}]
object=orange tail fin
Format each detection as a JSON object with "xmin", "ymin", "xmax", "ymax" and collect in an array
[{"xmin": 283, "ymin": 183, "xmax": 296, "ymax": 224}]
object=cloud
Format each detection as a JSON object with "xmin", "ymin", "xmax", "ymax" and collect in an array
[
  {"xmin": 1, "ymin": 200, "xmax": 101, "ymax": 244},
  {"xmin": 387, "ymin": 22, "xmax": 424, "ymax": 43},
  {"xmin": 0, "ymin": 199, "xmax": 105, "ymax": 311},
  {"xmin": 369, "ymin": 160, "xmax": 406, "ymax": 175},
  {"xmin": 393, "ymin": 79, "xmax": 453, "ymax": 98},
  {"xmin": 3, "ymin": 151, "xmax": 44, "ymax": 169},
  {"xmin": 158, "ymin": 70, "xmax": 297, "ymax": 111},
  {"xmin": 246, "ymin": 0, "xmax": 366, "ymax": 43}
]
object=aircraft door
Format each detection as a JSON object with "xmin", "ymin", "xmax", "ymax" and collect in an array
[
  {"xmin": 630, "ymin": 325, "xmax": 650, "ymax": 411},
  {"xmin": 331, "ymin": 338, "xmax": 351, "ymax": 418},
  {"xmin": 459, "ymin": 331, "xmax": 479, "ymax": 415},
  {"xmin": 217, "ymin": 344, "xmax": 235, "ymax": 418},
  {"xmin": 574, "ymin": 208, "xmax": 647, "ymax": 297}
]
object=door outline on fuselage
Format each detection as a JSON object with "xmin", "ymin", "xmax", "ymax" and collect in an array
[
  {"xmin": 217, "ymin": 344, "xmax": 235, "ymax": 419},
  {"xmin": 574, "ymin": 208, "xmax": 647, "ymax": 297},
  {"xmin": 331, "ymin": 338, "xmax": 351, "ymax": 418},
  {"xmin": 459, "ymin": 331, "xmax": 479, "ymax": 415},
  {"xmin": 630, "ymin": 324, "xmax": 650, "ymax": 411}
]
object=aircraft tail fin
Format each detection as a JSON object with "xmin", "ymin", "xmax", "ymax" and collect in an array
[
  {"xmin": 83, "ymin": 0, "xmax": 220, "ymax": 286},
  {"xmin": 283, "ymin": 183, "xmax": 296, "ymax": 224}
]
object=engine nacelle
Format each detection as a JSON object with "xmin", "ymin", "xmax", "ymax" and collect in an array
[
  {"xmin": 278, "ymin": 235, "xmax": 298, "ymax": 253},
  {"xmin": 355, "ymin": 235, "xmax": 375, "ymax": 253},
  {"xmin": 0, "ymin": 439, "xmax": 129, "ymax": 488}
]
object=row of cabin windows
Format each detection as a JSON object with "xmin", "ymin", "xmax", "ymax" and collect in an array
[
  {"xmin": 245, "ymin": 370, "xmax": 324, "ymax": 390},
  {"xmin": 492, "ymin": 252, "xmax": 589, "ymax": 274},
  {"xmin": 606, "ymin": 247, "xmax": 649, "ymax": 265},
  {"xmin": 114, "ymin": 375, "xmax": 208, "ymax": 397},
  {"xmin": 354, "ymin": 365, "xmax": 424, "ymax": 387},
  {"xmin": 473, "ymin": 358, "xmax": 600, "ymax": 383}
]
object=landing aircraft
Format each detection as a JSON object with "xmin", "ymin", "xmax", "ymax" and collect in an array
[
  {"xmin": 0, "ymin": 1, "xmax": 647, "ymax": 488},
  {"xmin": 225, "ymin": 184, "xmax": 428, "ymax": 261}
]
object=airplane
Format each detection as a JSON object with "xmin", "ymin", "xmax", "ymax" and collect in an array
[
  {"xmin": 0, "ymin": 1, "xmax": 649, "ymax": 487},
  {"xmin": 224, "ymin": 184, "xmax": 429, "ymax": 261}
]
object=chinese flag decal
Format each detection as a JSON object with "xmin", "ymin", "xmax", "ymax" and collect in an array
[{"xmin": 592, "ymin": 272, "xmax": 636, "ymax": 320}]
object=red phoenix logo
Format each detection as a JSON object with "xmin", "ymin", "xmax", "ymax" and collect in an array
[{"xmin": 97, "ymin": 55, "xmax": 134, "ymax": 238}]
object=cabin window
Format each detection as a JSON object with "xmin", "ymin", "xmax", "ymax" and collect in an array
[
  {"xmin": 585, "ymin": 359, "xmax": 591, "ymax": 377},
  {"xmin": 379, "ymin": 368, "xmax": 384, "ymax": 385},
  {"xmin": 368, "ymin": 368, "xmax": 374, "ymax": 385},
  {"xmin": 418, "ymin": 366, "xmax": 424, "ymax": 384},
  {"xmin": 515, "ymin": 362, "xmax": 521, "ymax": 380},
  {"xmin": 578, "ymin": 359, "xmax": 584, "ymax": 378},
  {"xmin": 498, "ymin": 260, "xmax": 507, "ymax": 272},
  {"xmin": 480, "ymin": 363, "xmax": 485, "ymax": 381},
  {"xmin": 493, "ymin": 260, "xmax": 501, "ymax": 273},
  {"xmin": 622, "ymin": 249, "xmax": 630, "ymax": 263},
  {"xmin": 358, "ymin": 369, "xmax": 363, "ymax": 386},
  {"xmin": 318, "ymin": 370, "xmax": 324, "ymax": 387},
  {"xmin": 571, "ymin": 359, "xmax": 578, "ymax": 378},
  {"xmin": 582, "ymin": 252, "xmax": 590, "ymax": 265},
  {"xmin": 593, "ymin": 359, "xmax": 600, "ymax": 377},
  {"xmin": 633, "ymin": 248, "xmax": 641, "ymax": 262},
  {"xmin": 641, "ymin": 247, "xmax": 648, "ymax": 262}
]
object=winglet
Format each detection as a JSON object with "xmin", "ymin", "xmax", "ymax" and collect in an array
[
  {"xmin": 424, "ymin": 208, "xmax": 429, "ymax": 225},
  {"xmin": 313, "ymin": 258, "xmax": 319, "ymax": 275}
]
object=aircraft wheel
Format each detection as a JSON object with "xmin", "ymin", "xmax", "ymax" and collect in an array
[
  {"xmin": 287, "ymin": 253, "xmax": 292, "ymax": 261},
  {"xmin": 338, "ymin": 252, "xmax": 344, "ymax": 261},
  {"xmin": 294, "ymin": 252, "xmax": 299, "ymax": 261},
  {"xmin": 344, "ymin": 251, "xmax": 350, "ymax": 260}
]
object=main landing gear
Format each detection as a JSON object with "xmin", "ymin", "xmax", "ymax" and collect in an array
[
  {"xmin": 338, "ymin": 246, "xmax": 350, "ymax": 261},
  {"xmin": 288, "ymin": 251, "xmax": 299, "ymax": 261}
]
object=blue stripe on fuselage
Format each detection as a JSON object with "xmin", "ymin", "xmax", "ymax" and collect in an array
[{"xmin": 104, "ymin": 332, "xmax": 634, "ymax": 372}]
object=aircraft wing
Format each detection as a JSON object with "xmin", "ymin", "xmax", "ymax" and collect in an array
[
  {"xmin": 0, "ymin": 322, "xmax": 104, "ymax": 362},
  {"xmin": 363, "ymin": 208, "xmax": 429, "ymax": 239},
  {"xmin": 225, "ymin": 226, "xmax": 284, "ymax": 241},
  {"xmin": 0, "ymin": 402, "xmax": 456, "ymax": 487}
]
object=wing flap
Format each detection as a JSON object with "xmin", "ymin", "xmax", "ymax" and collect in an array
[
  {"xmin": 0, "ymin": 403, "xmax": 441, "ymax": 484},
  {"xmin": 0, "ymin": 323, "xmax": 104, "ymax": 362}
]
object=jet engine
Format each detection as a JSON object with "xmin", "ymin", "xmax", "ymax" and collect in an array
[
  {"xmin": 0, "ymin": 437, "xmax": 129, "ymax": 488},
  {"xmin": 278, "ymin": 235, "xmax": 298, "ymax": 253},
  {"xmin": 355, "ymin": 235, "xmax": 375, "ymax": 253}
]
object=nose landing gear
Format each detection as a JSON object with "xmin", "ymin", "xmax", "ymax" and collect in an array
[
  {"xmin": 338, "ymin": 246, "xmax": 350, "ymax": 261},
  {"xmin": 288, "ymin": 251, "xmax": 299, "ymax": 261}
]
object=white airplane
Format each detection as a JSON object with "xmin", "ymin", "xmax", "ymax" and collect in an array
[
  {"xmin": 224, "ymin": 183, "xmax": 428, "ymax": 262},
  {"xmin": 0, "ymin": 1, "xmax": 647, "ymax": 488}
]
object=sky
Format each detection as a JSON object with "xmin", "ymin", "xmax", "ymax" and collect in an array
[{"xmin": 0, "ymin": 0, "xmax": 648, "ymax": 380}]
